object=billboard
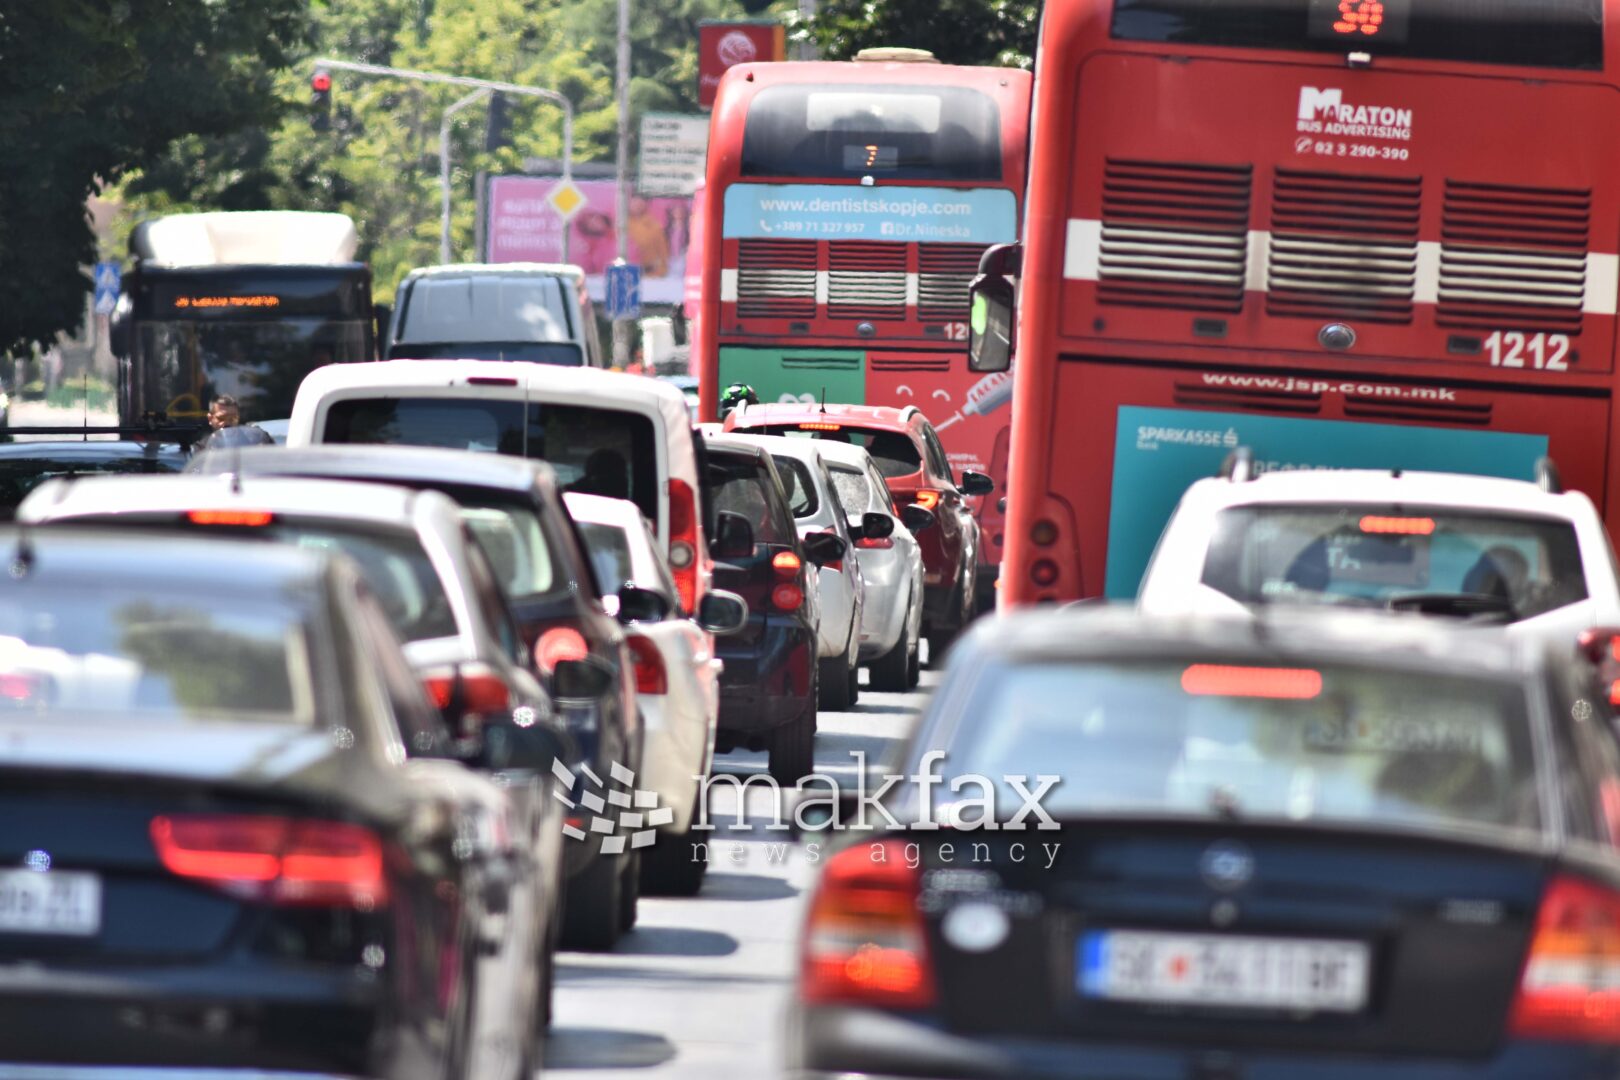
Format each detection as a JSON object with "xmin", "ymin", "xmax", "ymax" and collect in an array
[
  {"xmin": 639, "ymin": 113, "xmax": 710, "ymax": 198},
  {"xmin": 699, "ymin": 21, "xmax": 785, "ymax": 107}
]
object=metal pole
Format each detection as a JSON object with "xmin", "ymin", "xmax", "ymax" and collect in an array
[
  {"xmin": 798, "ymin": 0, "xmax": 820, "ymax": 60},
  {"xmin": 612, "ymin": 0, "xmax": 633, "ymax": 367},
  {"xmin": 440, "ymin": 88, "xmax": 491, "ymax": 264}
]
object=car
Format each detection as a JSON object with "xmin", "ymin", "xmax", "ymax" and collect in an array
[
  {"xmin": 723, "ymin": 401, "xmax": 992, "ymax": 659},
  {"xmin": 0, "ymin": 527, "xmax": 566, "ymax": 1079},
  {"xmin": 565, "ymin": 491, "xmax": 748, "ymax": 895},
  {"xmin": 703, "ymin": 434, "xmax": 846, "ymax": 783},
  {"xmin": 729, "ymin": 433, "xmax": 867, "ymax": 711},
  {"xmin": 791, "ymin": 604, "xmax": 1620, "ymax": 1078},
  {"xmin": 17, "ymin": 469, "xmax": 644, "ymax": 952},
  {"xmin": 386, "ymin": 262, "xmax": 607, "ymax": 366},
  {"xmin": 1137, "ymin": 453, "xmax": 1620, "ymax": 640},
  {"xmin": 286, "ymin": 358, "xmax": 711, "ymax": 617},
  {"xmin": 816, "ymin": 438, "xmax": 932, "ymax": 691},
  {"xmin": 0, "ymin": 439, "xmax": 187, "ymax": 518}
]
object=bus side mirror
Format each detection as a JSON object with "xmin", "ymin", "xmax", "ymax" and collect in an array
[{"xmin": 968, "ymin": 278, "xmax": 1015, "ymax": 373}]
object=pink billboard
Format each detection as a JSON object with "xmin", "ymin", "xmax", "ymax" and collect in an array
[{"xmin": 487, "ymin": 176, "xmax": 692, "ymax": 306}]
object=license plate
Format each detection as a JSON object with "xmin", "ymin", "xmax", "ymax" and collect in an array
[
  {"xmin": 0, "ymin": 869, "xmax": 102, "ymax": 937},
  {"xmin": 1079, "ymin": 930, "xmax": 1369, "ymax": 1012}
]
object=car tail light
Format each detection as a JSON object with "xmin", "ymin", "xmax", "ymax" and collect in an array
[
  {"xmin": 801, "ymin": 839, "xmax": 934, "ymax": 1008},
  {"xmin": 856, "ymin": 536, "xmax": 893, "ymax": 550},
  {"xmin": 1577, "ymin": 629, "xmax": 1620, "ymax": 708},
  {"xmin": 912, "ymin": 490, "xmax": 941, "ymax": 512},
  {"xmin": 422, "ymin": 663, "xmax": 511, "ymax": 714},
  {"xmin": 0, "ymin": 672, "xmax": 44, "ymax": 702},
  {"xmin": 772, "ymin": 550, "xmax": 802, "ymax": 575},
  {"xmin": 1510, "ymin": 874, "xmax": 1620, "ymax": 1043},
  {"xmin": 668, "ymin": 477, "xmax": 701, "ymax": 613},
  {"xmin": 150, "ymin": 814, "xmax": 387, "ymax": 909},
  {"xmin": 772, "ymin": 583, "xmax": 804, "ymax": 612},
  {"xmin": 186, "ymin": 510, "xmax": 274, "ymax": 527},
  {"xmin": 625, "ymin": 634, "xmax": 667, "ymax": 695},
  {"xmin": 1181, "ymin": 664, "xmax": 1323, "ymax": 700},
  {"xmin": 535, "ymin": 625, "xmax": 591, "ymax": 674}
]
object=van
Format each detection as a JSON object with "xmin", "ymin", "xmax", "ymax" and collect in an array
[
  {"xmin": 286, "ymin": 360, "xmax": 709, "ymax": 611},
  {"xmin": 386, "ymin": 263, "xmax": 606, "ymax": 367}
]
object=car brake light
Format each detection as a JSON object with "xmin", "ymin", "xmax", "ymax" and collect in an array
[
  {"xmin": 1359, "ymin": 515, "xmax": 1435, "ymax": 536},
  {"xmin": 1577, "ymin": 629, "xmax": 1620, "ymax": 708},
  {"xmin": 912, "ymin": 490, "xmax": 941, "ymax": 512},
  {"xmin": 799, "ymin": 422, "xmax": 842, "ymax": 432},
  {"xmin": 856, "ymin": 536, "xmax": 894, "ymax": 550},
  {"xmin": 801, "ymin": 839, "xmax": 934, "ymax": 1008},
  {"xmin": 1510, "ymin": 874, "xmax": 1620, "ymax": 1043},
  {"xmin": 1180, "ymin": 664, "xmax": 1323, "ymax": 700},
  {"xmin": 625, "ymin": 634, "xmax": 667, "ymax": 695},
  {"xmin": 668, "ymin": 478, "xmax": 701, "ymax": 613},
  {"xmin": 187, "ymin": 510, "xmax": 274, "ymax": 527},
  {"xmin": 772, "ymin": 550, "xmax": 802, "ymax": 575},
  {"xmin": 422, "ymin": 664, "xmax": 511, "ymax": 714},
  {"xmin": 150, "ymin": 814, "xmax": 387, "ymax": 909},
  {"xmin": 772, "ymin": 583, "xmax": 804, "ymax": 612},
  {"xmin": 535, "ymin": 626, "xmax": 590, "ymax": 674}
]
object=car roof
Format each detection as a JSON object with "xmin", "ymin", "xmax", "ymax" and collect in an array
[
  {"xmin": 1182, "ymin": 468, "xmax": 1590, "ymax": 518},
  {"xmin": 967, "ymin": 604, "xmax": 1545, "ymax": 681},
  {"xmin": 563, "ymin": 491, "xmax": 648, "ymax": 530},
  {"xmin": 725, "ymin": 431, "xmax": 832, "ymax": 466},
  {"xmin": 401, "ymin": 262, "xmax": 584, "ymax": 282},
  {"xmin": 0, "ymin": 524, "xmax": 329, "ymax": 595},
  {"xmin": 189, "ymin": 444, "xmax": 556, "ymax": 497},
  {"xmin": 729, "ymin": 401, "xmax": 918, "ymax": 430},
  {"xmin": 0, "ymin": 441, "xmax": 187, "ymax": 459},
  {"xmin": 702, "ymin": 433, "xmax": 772, "ymax": 462}
]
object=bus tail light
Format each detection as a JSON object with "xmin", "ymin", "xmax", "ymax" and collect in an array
[
  {"xmin": 668, "ymin": 478, "xmax": 701, "ymax": 613},
  {"xmin": 1509, "ymin": 875, "xmax": 1620, "ymax": 1044},
  {"xmin": 801, "ymin": 839, "xmax": 934, "ymax": 1008},
  {"xmin": 625, "ymin": 634, "xmax": 667, "ymax": 696},
  {"xmin": 150, "ymin": 814, "xmax": 387, "ymax": 909}
]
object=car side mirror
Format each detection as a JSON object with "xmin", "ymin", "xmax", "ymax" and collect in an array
[
  {"xmin": 861, "ymin": 512, "xmax": 895, "ymax": 541},
  {"xmin": 801, "ymin": 532, "xmax": 846, "ymax": 568},
  {"xmin": 959, "ymin": 470, "xmax": 995, "ymax": 498},
  {"xmin": 711, "ymin": 510, "xmax": 755, "ymax": 560},
  {"xmin": 616, "ymin": 583, "xmax": 672, "ymax": 623},
  {"xmin": 479, "ymin": 713, "xmax": 575, "ymax": 773},
  {"xmin": 697, "ymin": 589, "xmax": 749, "ymax": 635},
  {"xmin": 968, "ymin": 245, "xmax": 1018, "ymax": 374},
  {"xmin": 901, "ymin": 504, "xmax": 937, "ymax": 532},
  {"xmin": 549, "ymin": 657, "xmax": 614, "ymax": 701}
]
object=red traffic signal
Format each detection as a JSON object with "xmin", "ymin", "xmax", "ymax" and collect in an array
[{"xmin": 311, "ymin": 70, "xmax": 333, "ymax": 93}]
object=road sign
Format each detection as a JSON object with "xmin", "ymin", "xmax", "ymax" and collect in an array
[
  {"xmin": 547, "ymin": 179, "xmax": 588, "ymax": 221},
  {"xmin": 92, "ymin": 262, "xmax": 121, "ymax": 316},
  {"xmin": 639, "ymin": 113, "xmax": 710, "ymax": 197},
  {"xmin": 606, "ymin": 263, "xmax": 642, "ymax": 321}
]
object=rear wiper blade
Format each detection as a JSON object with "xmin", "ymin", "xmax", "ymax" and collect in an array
[{"xmin": 1386, "ymin": 592, "xmax": 1516, "ymax": 622}]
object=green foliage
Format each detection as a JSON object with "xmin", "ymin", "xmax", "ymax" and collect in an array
[
  {"xmin": 806, "ymin": 0, "xmax": 1041, "ymax": 68},
  {"xmin": 0, "ymin": 0, "xmax": 312, "ymax": 355}
]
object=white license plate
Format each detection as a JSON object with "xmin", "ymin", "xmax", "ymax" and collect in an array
[
  {"xmin": 1079, "ymin": 930, "xmax": 1369, "ymax": 1012},
  {"xmin": 0, "ymin": 869, "xmax": 102, "ymax": 937}
]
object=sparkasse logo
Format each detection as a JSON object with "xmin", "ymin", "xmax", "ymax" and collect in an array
[{"xmin": 1296, "ymin": 86, "xmax": 1413, "ymax": 142}]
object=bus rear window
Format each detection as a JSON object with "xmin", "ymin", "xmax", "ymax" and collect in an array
[
  {"xmin": 1111, "ymin": 0, "xmax": 1603, "ymax": 71},
  {"xmin": 741, "ymin": 84, "xmax": 1003, "ymax": 181}
]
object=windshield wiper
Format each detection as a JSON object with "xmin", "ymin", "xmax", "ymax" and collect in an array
[{"xmin": 1386, "ymin": 592, "xmax": 1517, "ymax": 623}]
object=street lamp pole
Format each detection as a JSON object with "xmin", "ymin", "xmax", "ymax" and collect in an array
[
  {"xmin": 612, "ymin": 0, "xmax": 634, "ymax": 367},
  {"xmin": 439, "ymin": 88, "xmax": 491, "ymax": 264}
]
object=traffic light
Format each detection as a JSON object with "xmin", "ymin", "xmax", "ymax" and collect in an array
[
  {"xmin": 311, "ymin": 68, "xmax": 332, "ymax": 131},
  {"xmin": 484, "ymin": 92, "xmax": 510, "ymax": 152}
]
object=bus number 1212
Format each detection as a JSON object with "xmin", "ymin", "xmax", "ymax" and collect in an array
[{"xmin": 1484, "ymin": 332, "xmax": 1570, "ymax": 371}]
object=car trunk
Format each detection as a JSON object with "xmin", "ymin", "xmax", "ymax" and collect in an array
[{"xmin": 919, "ymin": 820, "xmax": 1548, "ymax": 1058}]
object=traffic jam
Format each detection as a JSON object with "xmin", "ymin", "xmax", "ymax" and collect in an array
[{"xmin": 12, "ymin": 0, "xmax": 1620, "ymax": 1078}]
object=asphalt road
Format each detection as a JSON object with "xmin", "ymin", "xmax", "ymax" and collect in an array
[{"xmin": 545, "ymin": 666, "xmax": 936, "ymax": 1078}]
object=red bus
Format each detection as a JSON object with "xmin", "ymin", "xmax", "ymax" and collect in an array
[
  {"xmin": 695, "ymin": 52, "xmax": 1032, "ymax": 605},
  {"xmin": 972, "ymin": 0, "xmax": 1620, "ymax": 605}
]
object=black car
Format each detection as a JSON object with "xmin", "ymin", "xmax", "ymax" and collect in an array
[
  {"xmin": 187, "ymin": 442, "xmax": 685, "ymax": 950},
  {"xmin": 703, "ymin": 435, "xmax": 845, "ymax": 784},
  {"xmin": 792, "ymin": 607, "xmax": 1620, "ymax": 1078},
  {"xmin": 0, "ymin": 528, "xmax": 565, "ymax": 1078},
  {"xmin": 0, "ymin": 439, "xmax": 186, "ymax": 518}
]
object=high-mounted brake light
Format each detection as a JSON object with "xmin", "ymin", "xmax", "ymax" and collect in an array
[
  {"xmin": 625, "ymin": 635, "xmax": 667, "ymax": 696},
  {"xmin": 1359, "ymin": 515, "xmax": 1435, "ymax": 536},
  {"xmin": 799, "ymin": 422, "xmax": 842, "ymax": 432},
  {"xmin": 912, "ymin": 490, "xmax": 941, "ymax": 512},
  {"xmin": 1510, "ymin": 874, "xmax": 1620, "ymax": 1044},
  {"xmin": 187, "ymin": 510, "xmax": 274, "ymax": 527},
  {"xmin": 801, "ymin": 839, "xmax": 935, "ymax": 1008},
  {"xmin": 1181, "ymin": 664, "xmax": 1323, "ymax": 700},
  {"xmin": 150, "ymin": 814, "xmax": 386, "ymax": 909},
  {"xmin": 535, "ymin": 626, "xmax": 590, "ymax": 674},
  {"xmin": 668, "ymin": 478, "xmax": 701, "ymax": 613}
]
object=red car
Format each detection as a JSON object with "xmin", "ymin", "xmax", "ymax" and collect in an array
[{"xmin": 724, "ymin": 402, "xmax": 992, "ymax": 658}]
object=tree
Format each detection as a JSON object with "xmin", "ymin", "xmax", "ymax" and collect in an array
[
  {"xmin": 0, "ymin": 0, "xmax": 311, "ymax": 355},
  {"xmin": 806, "ymin": 0, "xmax": 1041, "ymax": 68}
]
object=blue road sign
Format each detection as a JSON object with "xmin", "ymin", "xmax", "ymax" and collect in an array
[
  {"xmin": 606, "ymin": 263, "xmax": 642, "ymax": 321},
  {"xmin": 92, "ymin": 262, "xmax": 122, "ymax": 316}
]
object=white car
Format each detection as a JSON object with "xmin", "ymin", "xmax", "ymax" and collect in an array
[
  {"xmin": 563, "ymin": 491, "xmax": 745, "ymax": 896},
  {"xmin": 1138, "ymin": 456, "xmax": 1620, "ymax": 641},
  {"xmin": 815, "ymin": 439, "xmax": 927, "ymax": 691},
  {"xmin": 726, "ymin": 433, "xmax": 866, "ymax": 710}
]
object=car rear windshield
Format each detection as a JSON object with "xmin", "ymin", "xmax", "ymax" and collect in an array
[
  {"xmin": 754, "ymin": 425, "xmax": 921, "ymax": 480},
  {"xmin": 459, "ymin": 505, "xmax": 558, "ymax": 603},
  {"xmin": 0, "ymin": 452, "xmax": 185, "ymax": 516},
  {"xmin": 576, "ymin": 521, "xmax": 636, "ymax": 592},
  {"xmin": 260, "ymin": 523, "xmax": 457, "ymax": 643},
  {"xmin": 388, "ymin": 342, "xmax": 583, "ymax": 365},
  {"xmin": 771, "ymin": 456, "xmax": 820, "ymax": 518},
  {"xmin": 945, "ymin": 660, "xmax": 1542, "ymax": 836},
  {"xmin": 1200, "ymin": 506, "xmax": 1589, "ymax": 621},
  {"xmin": 829, "ymin": 465, "xmax": 875, "ymax": 517},
  {"xmin": 706, "ymin": 454, "xmax": 798, "ymax": 546},
  {"xmin": 322, "ymin": 397, "xmax": 660, "ymax": 524},
  {"xmin": 0, "ymin": 584, "xmax": 315, "ymax": 725}
]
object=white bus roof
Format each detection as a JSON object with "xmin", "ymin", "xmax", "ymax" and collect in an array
[{"xmin": 132, "ymin": 212, "xmax": 360, "ymax": 268}]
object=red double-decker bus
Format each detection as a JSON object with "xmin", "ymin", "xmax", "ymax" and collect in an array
[
  {"xmin": 973, "ymin": 0, "xmax": 1620, "ymax": 605},
  {"xmin": 695, "ymin": 52, "xmax": 1031, "ymax": 602}
]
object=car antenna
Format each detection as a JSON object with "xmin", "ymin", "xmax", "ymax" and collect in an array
[{"xmin": 819, "ymin": 386, "xmax": 827, "ymax": 414}]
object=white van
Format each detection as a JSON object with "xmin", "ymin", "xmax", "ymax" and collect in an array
[
  {"xmin": 286, "ymin": 360, "xmax": 709, "ymax": 611},
  {"xmin": 386, "ymin": 263, "xmax": 605, "ymax": 367}
]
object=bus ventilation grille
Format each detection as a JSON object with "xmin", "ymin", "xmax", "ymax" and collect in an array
[
  {"xmin": 828, "ymin": 242, "xmax": 907, "ymax": 321},
  {"xmin": 1437, "ymin": 181, "xmax": 1589, "ymax": 334},
  {"xmin": 917, "ymin": 243, "xmax": 988, "ymax": 321},
  {"xmin": 1266, "ymin": 168, "xmax": 1420, "ymax": 325},
  {"xmin": 737, "ymin": 239, "xmax": 817, "ymax": 319},
  {"xmin": 1097, "ymin": 159, "xmax": 1251, "ymax": 314}
]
